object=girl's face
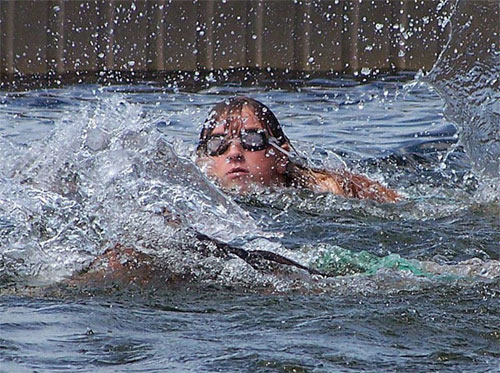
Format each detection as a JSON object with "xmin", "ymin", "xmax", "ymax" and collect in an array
[{"xmin": 203, "ymin": 106, "xmax": 289, "ymax": 192}]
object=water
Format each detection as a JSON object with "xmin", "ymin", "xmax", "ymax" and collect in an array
[
  {"xmin": 1, "ymin": 6, "xmax": 499, "ymax": 373},
  {"xmin": 1, "ymin": 76, "xmax": 497, "ymax": 371}
]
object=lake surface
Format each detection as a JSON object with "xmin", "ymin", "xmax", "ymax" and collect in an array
[{"xmin": 0, "ymin": 73, "xmax": 498, "ymax": 372}]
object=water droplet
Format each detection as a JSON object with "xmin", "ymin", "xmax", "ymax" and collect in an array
[
  {"xmin": 375, "ymin": 23, "xmax": 384, "ymax": 31},
  {"xmin": 361, "ymin": 67, "xmax": 371, "ymax": 76},
  {"xmin": 128, "ymin": 60, "xmax": 136, "ymax": 67}
]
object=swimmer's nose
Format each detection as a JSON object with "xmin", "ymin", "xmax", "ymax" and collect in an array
[{"xmin": 225, "ymin": 140, "xmax": 245, "ymax": 161}]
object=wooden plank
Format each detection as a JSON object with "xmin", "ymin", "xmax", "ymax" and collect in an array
[
  {"xmin": 110, "ymin": 1, "xmax": 152, "ymax": 71},
  {"xmin": 307, "ymin": 0, "xmax": 343, "ymax": 72},
  {"xmin": 62, "ymin": 1, "xmax": 107, "ymax": 72},
  {"xmin": 148, "ymin": 0, "xmax": 166, "ymax": 71},
  {"xmin": 403, "ymin": 0, "xmax": 445, "ymax": 72},
  {"xmin": 357, "ymin": 0, "xmax": 392, "ymax": 74},
  {"xmin": 211, "ymin": 0, "xmax": 248, "ymax": 69},
  {"xmin": 46, "ymin": 0, "xmax": 66, "ymax": 75},
  {"xmin": 246, "ymin": 0, "xmax": 264, "ymax": 68},
  {"xmin": 341, "ymin": 0, "xmax": 360, "ymax": 73},
  {"xmin": 260, "ymin": 0, "xmax": 295, "ymax": 69},
  {"xmin": 0, "ymin": 1, "xmax": 15, "ymax": 76},
  {"xmin": 163, "ymin": 0, "xmax": 198, "ymax": 71},
  {"xmin": 9, "ymin": 1, "xmax": 49, "ymax": 75}
]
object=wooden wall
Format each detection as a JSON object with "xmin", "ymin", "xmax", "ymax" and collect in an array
[{"xmin": 0, "ymin": 0, "xmax": 453, "ymax": 87}]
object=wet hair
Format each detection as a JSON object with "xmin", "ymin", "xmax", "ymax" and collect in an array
[{"xmin": 196, "ymin": 96, "xmax": 290, "ymax": 156}]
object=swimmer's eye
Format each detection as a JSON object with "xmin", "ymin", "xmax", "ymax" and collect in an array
[
  {"xmin": 205, "ymin": 135, "xmax": 227, "ymax": 156},
  {"xmin": 240, "ymin": 130, "xmax": 267, "ymax": 150}
]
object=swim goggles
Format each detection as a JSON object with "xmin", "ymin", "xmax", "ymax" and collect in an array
[
  {"xmin": 203, "ymin": 129, "xmax": 309, "ymax": 168},
  {"xmin": 204, "ymin": 129, "xmax": 273, "ymax": 156}
]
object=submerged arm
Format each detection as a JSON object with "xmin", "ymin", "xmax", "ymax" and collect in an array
[{"xmin": 68, "ymin": 232, "xmax": 329, "ymax": 288}]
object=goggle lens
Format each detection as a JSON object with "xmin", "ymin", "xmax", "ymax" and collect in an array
[{"xmin": 205, "ymin": 130, "xmax": 268, "ymax": 156}]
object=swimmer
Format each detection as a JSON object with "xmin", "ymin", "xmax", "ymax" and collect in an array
[
  {"xmin": 70, "ymin": 97, "xmax": 402, "ymax": 288},
  {"xmin": 196, "ymin": 96, "xmax": 401, "ymax": 202}
]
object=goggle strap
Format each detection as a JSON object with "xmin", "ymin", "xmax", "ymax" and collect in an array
[{"xmin": 268, "ymin": 138, "xmax": 308, "ymax": 168}]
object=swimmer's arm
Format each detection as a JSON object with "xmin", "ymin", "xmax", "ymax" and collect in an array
[
  {"xmin": 66, "ymin": 244, "xmax": 168, "ymax": 288},
  {"xmin": 68, "ymin": 233, "xmax": 330, "ymax": 288}
]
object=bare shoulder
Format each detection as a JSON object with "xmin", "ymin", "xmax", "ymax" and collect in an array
[{"xmin": 312, "ymin": 168, "xmax": 402, "ymax": 203}]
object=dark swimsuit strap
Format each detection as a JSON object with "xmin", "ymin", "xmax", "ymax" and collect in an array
[{"xmin": 194, "ymin": 232, "xmax": 328, "ymax": 277}]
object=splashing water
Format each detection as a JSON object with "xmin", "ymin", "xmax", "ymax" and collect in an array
[
  {"xmin": 0, "ymin": 0, "xmax": 499, "ymax": 291},
  {"xmin": 0, "ymin": 2, "xmax": 498, "ymax": 372},
  {"xmin": 1, "ymin": 78, "xmax": 498, "ymax": 291},
  {"xmin": 0, "ymin": 97, "xmax": 267, "ymax": 284},
  {"xmin": 422, "ymin": 0, "xmax": 499, "ymax": 200}
]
